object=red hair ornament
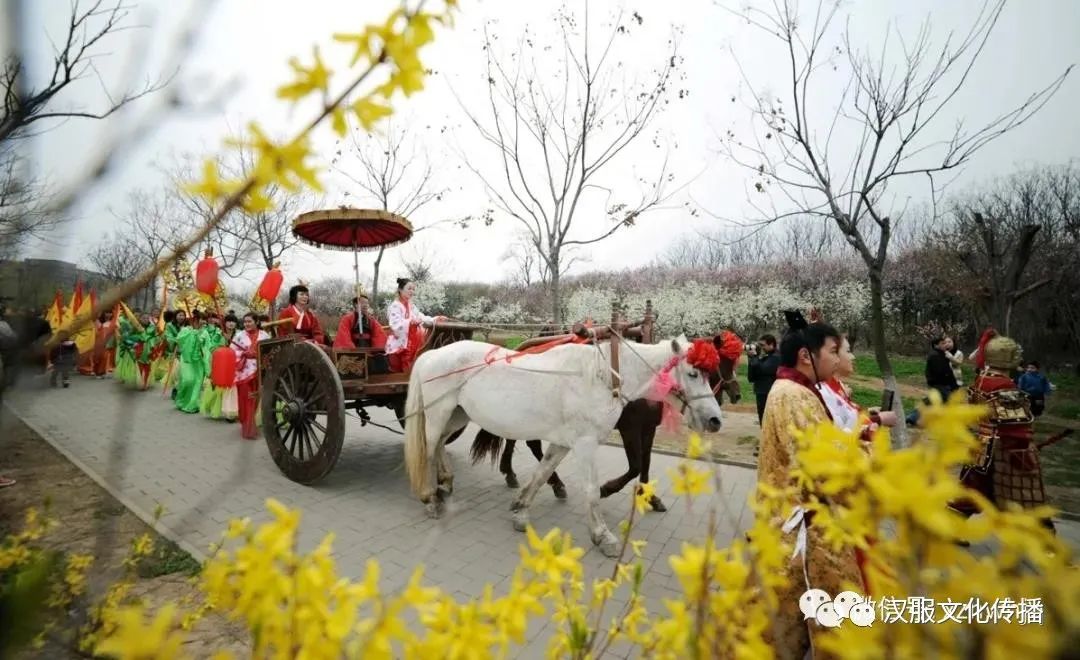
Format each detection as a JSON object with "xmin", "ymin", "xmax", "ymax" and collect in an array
[
  {"xmin": 714, "ymin": 330, "xmax": 744, "ymax": 366},
  {"xmin": 687, "ymin": 338, "xmax": 721, "ymax": 373}
]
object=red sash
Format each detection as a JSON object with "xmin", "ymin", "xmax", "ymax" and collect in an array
[{"xmin": 402, "ymin": 297, "xmax": 425, "ymax": 353}]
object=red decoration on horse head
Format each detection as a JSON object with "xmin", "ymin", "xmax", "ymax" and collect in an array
[
  {"xmin": 713, "ymin": 330, "xmax": 744, "ymax": 365},
  {"xmin": 687, "ymin": 338, "xmax": 721, "ymax": 373},
  {"xmin": 195, "ymin": 248, "xmax": 220, "ymax": 296}
]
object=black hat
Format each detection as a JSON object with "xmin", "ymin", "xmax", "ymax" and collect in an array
[{"xmin": 783, "ymin": 310, "xmax": 808, "ymax": 332}]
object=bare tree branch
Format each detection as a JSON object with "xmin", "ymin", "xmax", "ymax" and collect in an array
[
  {"xmin": 332, "ymin": 119, "xmax": 447, "ymax": 304},
  {"xmin": 0, "ymin": 0, "xmax": 168, "ymax": 143},
  {"xmin": 719, "ymin": 0, "xmax": 1072, "ymax": 446},
  {"xmin": 450, "ymin": 2, "xmax": 684, "ymax": 322}
]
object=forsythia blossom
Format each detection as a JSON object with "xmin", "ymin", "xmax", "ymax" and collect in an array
[{"xmin": 10, "ymin": 395, "xmax": 1071, "ymax": 659}]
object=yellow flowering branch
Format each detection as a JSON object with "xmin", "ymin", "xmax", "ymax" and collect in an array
[
  {"xmin": 44, "ymin": 0, "xmax": 455, "ymax": 353},
  {"xmin": 82, "ymin": 392, "xmax": 1080, "ymax": 659}
]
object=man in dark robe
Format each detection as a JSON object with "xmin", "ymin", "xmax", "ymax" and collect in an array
[{"xmin": 333, "ymin": 294, "xmax": 387, "ymax": 350}]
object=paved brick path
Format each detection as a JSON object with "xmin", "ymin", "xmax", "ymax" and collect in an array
[{"xmin": 5, "ymin": 377, "xmax": 1078, "ymax": 656}]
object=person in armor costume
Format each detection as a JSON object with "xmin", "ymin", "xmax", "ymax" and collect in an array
[{"xmin": 949, "ymin": 334, "xmax": 1054, "ymax": 533}]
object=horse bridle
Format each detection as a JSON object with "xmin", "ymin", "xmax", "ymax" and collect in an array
[
  {"xmin": 710, "ymin": 376, "xmax": 737, "ymax": 397},
  {"xmin": 604, "ymin": 332, "xmax": 716, "ymax": 416}
]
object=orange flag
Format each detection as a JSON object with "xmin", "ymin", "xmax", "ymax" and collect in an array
[
  {"xmin": 67, "ymin": 280, "xmax": 84, "ymax": 319},
  {"xmin": 45, "ymin": 289, "xmax": 64, "ymax": 329}
]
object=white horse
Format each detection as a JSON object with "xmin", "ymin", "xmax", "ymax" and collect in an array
[{"xmin": 403, "ymin": 335, "xmax": 723, "ymax": 556}]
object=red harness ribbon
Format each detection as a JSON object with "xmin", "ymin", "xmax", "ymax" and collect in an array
[{"xmin": 422, "ymin": 334, "xmax": 586, "ymax": 384}]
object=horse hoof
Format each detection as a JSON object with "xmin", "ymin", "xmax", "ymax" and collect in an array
[
  {"xmin": 512, "ymin": 510, "xmax": 530, "ymax": 532},
  {"xmin": 505, "ymin": 474, "xmax": 520, "ymax": 489},
  {"xmin": 552, "ymin": 482, "xmax": 568, "ymax": 500},
  {"xmin": 593, "ymin": 532, "xmax": 620, "ymax": 558},
  {"xmin": 649, "ymin": 495, "xmax": 668, "ymax": 513},
  {"xmin": 425, "ymin": 500, "xmax": 444, "ymax": 519}
]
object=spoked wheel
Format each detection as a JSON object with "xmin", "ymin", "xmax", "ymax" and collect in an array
[{"xmin": 262, "ymin": 342, "xmax": 345, "ymax": 484}]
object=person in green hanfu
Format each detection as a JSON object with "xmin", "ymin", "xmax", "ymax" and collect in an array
[
  {"xmin": 113, "ymin": 314, "xmax": 139, "ymax": 388},
  {"xmin": 174, "ymin": 310, "xmax": 207, "ymax": 413},
  {"xmin": 134, "ymin": 311, "xmax": 160, "ymax": 390},
  {"xmin": 150, "ymin": 311, "xmax": 175, "ymax": 384},
  {"xmin": 163, "ymin": 309, "xmax": 187, "ymax": 399}
]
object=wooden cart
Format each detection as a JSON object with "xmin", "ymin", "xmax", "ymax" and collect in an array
[{"xmin": 257, "ymin": 320, "xmax": 479, "ymax": 484}]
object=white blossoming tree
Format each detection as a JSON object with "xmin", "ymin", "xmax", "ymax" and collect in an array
[{"xmin": 413, "ymin": 280, "xmax": 448, "ymax": 316}]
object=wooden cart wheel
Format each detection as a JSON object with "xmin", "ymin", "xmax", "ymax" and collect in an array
[{"xmin": 262, "ymin": 342, "xmax": 346, "ymax": 484}]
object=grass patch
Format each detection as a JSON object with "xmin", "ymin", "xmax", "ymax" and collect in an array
[
  {"xmin": 1049, "ymin": 399, "xmax": 1080, "ymax": 421},
  {"xmin": 501, "ymin": 335, "xmax": 526, "ymax": 349},
  {"xmin": 1039, "ymin": 420, "xmax": 1080, "ymax": 490},
  {"xmin": 853, "ymin": 354, "xmax": 925, "ymax": 380},
  {"xmin": 737, "ymin": 436, "xmax": 757, "ymax": 445},
  {"xmin": 136, "ymin": 539, "xmax": 201, "ymax": 579},
  {"xmin": 846, "ymin": 382, "xmax": 919, "ymax": 412}
]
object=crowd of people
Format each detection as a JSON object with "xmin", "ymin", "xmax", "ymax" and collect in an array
[{"xmin": 3, "ymin": 276, "xmax": 444, "ymax": 446}]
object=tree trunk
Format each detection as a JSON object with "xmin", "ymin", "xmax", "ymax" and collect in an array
[
  {"xmin": 550, "ymin": 263, "xmax": 561, "ymax": 326},
  {"xmin": 371, "ymin": 246, "xmax": 385, "ymax": 314},
  {"xmin": 869, "ymin": 270, "xmax": 908, "ymax": 448}
]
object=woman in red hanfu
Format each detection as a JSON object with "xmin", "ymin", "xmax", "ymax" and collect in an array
[
  {"xmin": 386, "ymin": 277, "xmax": 445, "ymax": 373},
  {"xmin": 277, "ymin": 284, "xmax": 325, "ymax": 344},
  {"xmin": 233, "ymin": 313, "xmax": 270, "ymax": 440}
]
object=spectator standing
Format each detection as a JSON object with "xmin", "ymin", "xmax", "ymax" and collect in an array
[
  {"xmin": 746, "ymin": 334, "xmax": 781, "ymax": 425},
  {"xmin": 1016, "ymin": 361, "xmax": 1053, "ymax": 417}
]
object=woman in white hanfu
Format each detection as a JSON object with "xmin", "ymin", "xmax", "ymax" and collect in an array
[
  {"xmin": 386, "ymin": 277, "xmax": 445, "ymax": 373},
  {"xmin": 232, "ymin": 312, "xmax": 271, "ymax": 440}
]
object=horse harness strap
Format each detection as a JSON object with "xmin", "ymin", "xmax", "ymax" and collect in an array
[{"xmin": 710, "ymin": 377, "xmax": 736, "ymax": 397}]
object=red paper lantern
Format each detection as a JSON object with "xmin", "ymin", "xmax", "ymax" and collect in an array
[
  {"xmin": 210, "ymin": 346, "xmax": 237, "ymax": 387},
  {"xmin": 195, "ymin": 248, "xmax": 220, "ymax": 296},
  {"xmin": 258, "ymin": 263, "xmax": 284, "ymax": 303}
]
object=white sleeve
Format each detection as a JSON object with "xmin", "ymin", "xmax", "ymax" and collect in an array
[
  {"xmin": 232, "ymin": 331, "xmax": 247, "ymax": 359},
  {"xmin": 388, "ymin": 301, "xmax": 409, "ymax": 341},
  {"xmin": 412, "ymin": 306, "xmax": 435, "ymax": 325}
]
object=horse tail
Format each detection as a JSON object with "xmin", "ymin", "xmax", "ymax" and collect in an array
[
  {"xmin": 470, "ymin": 429, "xmax": 504, "ymax": 466},
  {"xmin": 403, "ymin": 363, "xmax": 429, "ymax": 498}
]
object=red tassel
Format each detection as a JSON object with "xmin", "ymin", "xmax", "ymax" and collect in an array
[
  {"xmin": 687, "ymin": 339, "xmax": 720, "ymax": 373},
  {"xmin": 974, "ymin": 327, "xmax": 997, "ymax": 372},
  {"xmin": 714, "ymin": 330, "xmax": 744, "ymax": 364},
  {"xmin": 661, "ymin": 401, "xmax": 682, "ymax": 433}
]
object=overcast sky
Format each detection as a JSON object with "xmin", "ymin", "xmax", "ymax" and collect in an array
[{"xmin": 17, "ymin": 0, "xmax": 1080, "ymax": 293}]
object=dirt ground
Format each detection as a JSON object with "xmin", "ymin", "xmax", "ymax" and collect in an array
[{"xmin": 0, "ymin": 411, "xmax": 249, "ymax": 659}]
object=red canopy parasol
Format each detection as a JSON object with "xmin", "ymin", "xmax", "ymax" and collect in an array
[
  {"xmin": 292, "ymin": 208, "xmax": 413, "ymax": 252},
  {"xmin": 292, "ymin": 208, "xmax": 415, "ymax": 299}
]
